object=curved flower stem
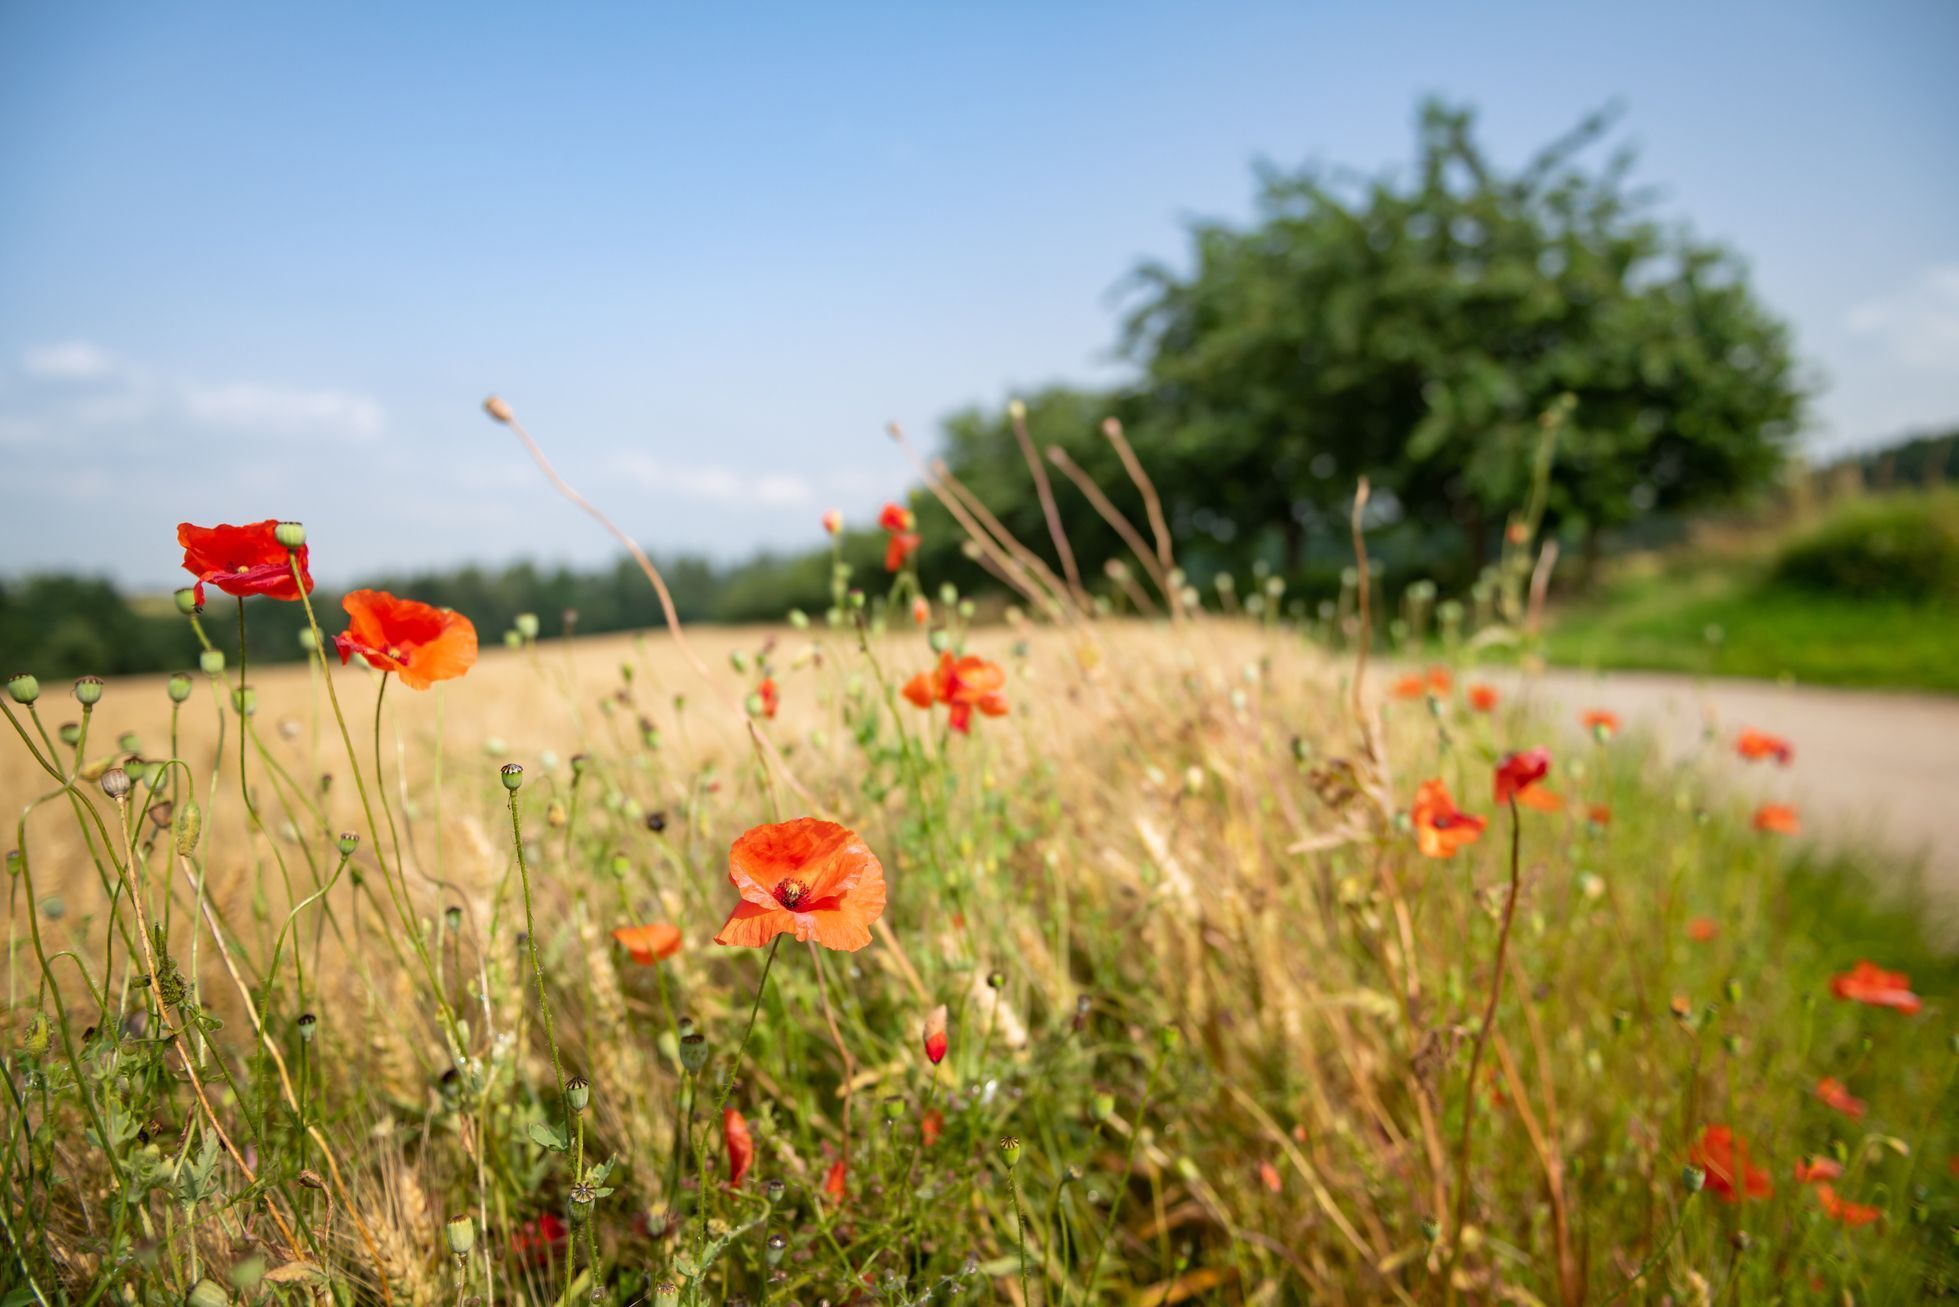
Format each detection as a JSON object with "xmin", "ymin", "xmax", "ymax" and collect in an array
[
  {"xmin": 505, "ymin": 786, "xmax": 569, "ymax": 1114},
  {"xmin": 1081, "ymin": 1043, "xmax": 1170, "ymax": 1304},
  {"xmin": 1441, "ymin": 796, "xmax": 1524, "ymax": 1302}
]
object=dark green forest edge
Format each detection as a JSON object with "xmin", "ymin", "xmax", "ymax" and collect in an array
[{"xmin": 6, "ymin": 103, "xmax": 1956, "ymax": 684}]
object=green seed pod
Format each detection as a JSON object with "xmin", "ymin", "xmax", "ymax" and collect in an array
[
  {"xmin": 5, "ymin": 849, "xmax": 22, "ymax": 878},
  {"xmin": 444, "ymin": 905, "xmax": 462, "ymax": 931},
  {"xmin": 338, "ymin": 832, "xmax": 359, "ymax": 856},
  {"xmin": 499, "ymin": 763, "xmax": 524, "ymax": 792},
  {"xmin": 514, "ymin": 612, "xmax": 540, "ymax": 640},
  {"xmin": 765, "ymin": 1232, "xmax": 788, "ymax": 1265},
  {"xmin": 296, "ymin": 1012, "xmax": 318, "ymax": 1043},
  {"xmin": 1090, "ymin": 1093, "xmax": 1115, "ymax": 1122},
  {"xmin": 678, "ymin": 1031, "xmax": 708, "ymax": 1073},
  {"xmin": 231, "ymin": 687, "xmax": 258, "ymax": 717},
  {"xmin": 1682, "ymin": 1165, "xmax": 1706, "ymax": 1194},
  {"xmin": 23, "ymin": 1011, "xmax": 50, "ymax": 1057},
  {"xmin": 566, "ymin": 1075, "xmax": 590, "ymax": 1114},
  {"xmin": 445, "ymin": 1213, "xmax": 475, "ymax": 1257},
  {"xmin": 882, "ymin": 1095, "xmax": 905, "ymax": 1121},
  {"xmin": 73, "ymin": 676, "xmax": 104, "ymax": 706},
  {"xmin": 273, "ymin": 521, "xmax": 306, "ymax": 549},
  {"xmin": 926, "ymin": 629, "xmax": 951, "ymax": 654},
  {"xmin": 186, "ymin": 1277, "xmax": 231, "ymax": 1307},
  {"xmin": 117, "ymin": 730, "xmax": 141, "ymax": 753},
  {"xmin": 167, "ymin": 672, "xmax": 193, "ymax": 703},
  {"xmin": 957, "ymin": 598, "xmax": 975, "ymax": 620},
  {"xmin": 788, "ymin": 608, "xmax": 809, "ymax": 629},
  {"xmin": 174, "ymin": 587, "xmax": 202, "ymax": 616},
  {"xmin": 174, "ymin": 800, "xmax": 203, "ymax": 856},
  {"xmin": 999, "ymin": 1136, "xmax": 1023, "ymax": 1168},
  {"xmin": 297, "ymin": 627, "xmax": 318, "ymax": 652},
  {"xmin": 199, "ymin": 649, "xmax": 226, "ymax": 676},
  {"xmin": 764, "ymin": 1177, "xmax": 785, "ymax": 1204},
  {"xmin": 503, "ymin": 630, "xmax": 523, "ymax": 650},
  {"xmin": 653, "ymin": 1283, "xmax": 681, "ymax": 1307},
  {"xmin": 987, "ymin": 970, "xmax": 1005, "ymax": 990},
  {"xmin": 6, "ymin": 673, "xmax": 39, "ymax": 705}
]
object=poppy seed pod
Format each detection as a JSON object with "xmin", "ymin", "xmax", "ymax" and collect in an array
[
  {"xmin": 73, "ymin": 676, "xmax": 104, "ymax": 707},
  {"xmin": 58, "ymin": 722, "xmax": 80, "ymax": 746},
  {"xmin": 445, "ymin": 1213, "xmax": 475, "ymax": 1257},
  {"xmin": 297, "ymin": 627, "xmax": 318, "ymax": 652},
  {"xmin": 296, "ymin": 1012, "xmax": 317, "ymax": 1043},
  {"xmin": 764, "ymin": 1177, "xmax": 785, "ymax": 1204},
  {"xmin": 173, "ymin": 587, "xmax": 202, "ymax": 616},
  {"xmin": 199, "ymin": 649, "xmax": 226, "ymax": 676},
  {"xmin": 6, "ymin": 673, "xmax": 39, "ymax": 705},
  {"xmin": 766, "ymin": 1232, "xmax": 788, "ymax": 1265},
  {"xmin": 1683, "ymin": 1165, "xmax": 1706, "ymax": 1194},
  {"xmin": 483, "ymin": 394, "xmax": 513, "ymax": 423},
  {"xmin": 444, "ymin": 905, "xmax": 462, "ymax": 931},
  {"xmin": 5, "ymin": 850, "xmax": 20, "ymax": 879},
  {"xmin": 337, "ymin": 831, "xmax": 359, "ymax": 856},
  {"xmin": 274, "ymin": 521, "xmax": 306, "ymax": 549},
  {"xmin": 166, "ymin": 672, "xmax": 193, "ymax": 703},
  {"xmin": 99, "ymin": 767, "xmax": 132, "ymax": 802},
  {"xmin": 499, "ymin": 763, "xmax": 523, "ymax": 792},
  {"xmin": 653, "ymin": 1283, "xmax": 681, "ymax": 1307},
  {"xmin": 998, "ymin": 1136, "xmax": 1022, "ymax": 1168},
  {"xmin": 186, "ymin": 1278, "xmax": 230, "ymax": 1307},
  {"xmin": 678, "ymin": 1031, "xmax": 708, "ymax": 1073},
  {"xmin": 565, "ymin": 1075, "xmax": 590, "ymax": 1114},
  {"xmin": 117, "ymin": 730, "xmax": 141, "ymax": 753}
]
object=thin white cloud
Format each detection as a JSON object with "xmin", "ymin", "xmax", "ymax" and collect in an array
[
  {"xmin": 182, "ymin": 381, "xmax": 385, "ymax": 441},
  {"xmin": 22, "ymin": 340, "xmax": 118, "ymax": 380},
  {"xmin": 1846, "ymin": 265, "xmax": 1959, "ymax": 370},
  {"xmin": 610, "ymin": 451, "xmax": 813, "ymax": 506}
]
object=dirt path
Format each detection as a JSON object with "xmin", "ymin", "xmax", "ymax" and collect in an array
[{"xmin": 1494, "ymin": 666, "xmax": 1959, "ymax": 915}]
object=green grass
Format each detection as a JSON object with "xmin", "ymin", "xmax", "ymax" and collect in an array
[{"xmin": 1543, "ymin": 564, "xmax": 1959, "ymax": 693}]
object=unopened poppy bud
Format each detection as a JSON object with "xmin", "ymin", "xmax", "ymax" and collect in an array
[
  {"xmin": 58, "ymin": 721, "xmax": 80, "ymax": 746},
  {"xmin": 822, "ymin": 508, "xmax": 843, "ymax": 536},
  {"xmin": 6, "ymin": 850, "xmax": 23, "ymax": 879},
  {"xmin": 502, "ymin": 630, "xmax": 522, "ymax": 649},
  {"xmin": 744, "ymin": 692, "xmax": 765, "ymax": 717},
  {"xmin": 483, "ymin": 394, "xmax": 513, "ymax": 423},
  {"xmin": 883, "ymin": 1095, "xmax": 905, "ymax": 1121},
  {"xmin": 499, "ymin": 763, "xmax": 523, "ymax": 792},
  {"xmin": 1157, "ymin": 1025, "xmax": 1181, "ymax": 1055},
  {"xmin": 1091, "ymin": 1092, "xmax": 1115, "ymax": 1122},
  {"xmin": 679, "ymin": 1031, "xmax": 708, "ymax": 1072},
  {"xmin": 514, "ymin": 612, "xmax": 539, "ymax": 640},
  {"xmin": 117, "ymin": 730, "xmax": 141, "ymax": 753},
  {"xmin": 546, "ymin": 800, "xmax": 568, "ymax": 828},
  {"xmin": 764, "ymin": 1177, "xmax": 785, "ymax": 1204},
  {"xmin": 73, "ymin": 676, "xmax": 104, "ymax": 706},
  {"xmin": 566, "ymin": 1075, "xmax": 590, "ymax": 1113},
  {"xmin": 998, "ymin": 1136, "xmax": 1022, "ymax": 1168},
  {"xmin": 958, "ymin": 598, "xmax": 975, "ymax": 619},
  {"xmin": 175, "ymin": 801, "xmax": 202, "ymax": 855},
  {"xmin": 1683, "ymin": 1165, "xmax": 1706, "ymax": 1193},
  {"xmin": 1723, "ymin": 978, "xmax": 1741, "ymax": 1004},
  {"xmin": 788, "ymin": 607, "xmax": 809, "ymax": 629},
  {"xmin": 186, "ymin": 1277, "xmax": 230, "ymax": 1307},
  {"xmin": 174, "ymin": 587, "xmax": 201, "ymax": 616},
  {"xmin": 167, "ymin": 672, "xmax": 193, "ymax": 703},
  {"xmin": 445, "ymin": 1213, "xmax": 475, "ymax": 1257},
  {"xmin": 232, "ymin": 687, "xmax": 258, "ymax": 717},
  {"xmin": 296, "ymin": 1012, "xmax": 317, "ymax": 1043},
  {"xmin": 988, "ymin": 970, "xmax": 1005, "ymax": 989},
  {"xmin": 297, "ymin": 627, "xmax": 318, "ymax": 652},
  {"xmin": 729, "ymin": 650, "xmax": 749, "ymax": 674},
  {"xmin": 6, "ymin": 673, "xmax": 39, "ymax": 705},
  {"xmin": 199, "ymin": 649, "xmax": 225, "ymax": 676},
  {"xmin": 100, "ymin": 767, "xmax": 132, "ymax": 802},
  {"xmin": 765, "ymin": 1232, "xmax": 788, "ymax": 1265},
  {"xmin": 569, "ymin": 753, "xmax": 590, "ymax": 779},
  {"xmin": 927, "ymin": 629, "xmax": 950, "ymax": 654},
  {"xmin": 1611, "ymin": 1009, "xmax": 1631, "ymax": 1034},
  {"xmin": 274, "ymin": 521, "xmax": 306, "ymax": 549},
  {"xmin": 338, "ymin": 831, "xmax": 359, "ymax": 856}
]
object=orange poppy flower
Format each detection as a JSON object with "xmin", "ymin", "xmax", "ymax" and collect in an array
[
  {"xmin": 1580, "ymin": 709, "xmax": 1620, "ymax": 740},
  {"xmin": 1794, "ymin": 1156, "xmax": 1842, "ymax": 1184},
  {"xmin": 1814, "ymin": 1185, "xmax": 1881, "ymax": 1228},
  {"xmin": 901, "ymin": 652, "xmax": 1009, "ymax": 733},
  {"xmin": 1257, "ymin": 1160, "xmax": 1282, "ymax": 1194},
  {"xmin": 1815, "ymin": 1077, "xmax": 1866, "ymax": 1120},
  {"xmin": 1515, "ymin": 784, "xmax": 1563, "ymax": 813},
  {"xmin": 333, "ymin": 589, "xmax": 478, "ymax": 690},
  {"xmin": 922, "ymin": 1004, "xmax": 948, "ymax": 1065},
  {"xmin": 1467, "ymin": 684, "xmax": 1499, "ymax": 712},
  {"xmin": 1686, "ymin": 917, "xmax": 1720, "ymax": 943},
  {"xmin": 911, "ymin": 596, "xmax": 930, "ymax": 626},
  {"xmin": 723, "ymin": 1107, "xmax": 753, "ymax": 1187},
  {"xmin": 1690, "ymin": 1125, "xmax": 1772, "ymax": 1203},
  {"xmin": 1411, "ymin": 779, "xmax": 1487, "ymax": 859},
  {"xmin": 920, "ymin": 1109, "xmax": 944, "ymax": 1147},
  {"xmin": 1587, "ymin": 804, "xmax": 1612, "ymax": 827},
  {"xmin": 822, "ymin": 1158, "xmax": 847, "ymax": 1199},
  {"xmin": 756, "ymin": 676, "xmax": 780, "ymax": 719},
  {"xmin": 1830, "ymin": 960, "xmax": 1923, "ymax": 1015},
  {"xmin": 177, "ymin": 520, "xmax": 313, "ymax": 607},
  {"xmin": 1752, "ymin": 803, "xmax": 1800, "ymax": 835},
  {"xmin": 712, "ymin": 818, "xmax": 887, "ymax": 953},
  {"xmin": 1735, "ymin": 728, "xmax": 1793, "ymax": 766},
  {"xmin": 878, "ymin": 502, "xmax": 914, "ymax": 533},
  {"xmin": 1494, "ymin": 748, "xmax": 1552, "ymax": 806},
  {"xmin": 884, "ymin": 530, "xmax": 921, "ymax": 572},
  {"xmin": 1425, "ymin": 665, "xmax": 1453, "ymax": 694},
  {"xmin": 1390, "ymin": 674, "xmax": 1427, "ymax": 701},
  {"xmin": 612, "ymin": 923, "xmax": 682, "ymax": 965}
]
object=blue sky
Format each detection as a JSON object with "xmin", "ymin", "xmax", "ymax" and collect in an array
[{"xmin": 3, "ymin": 2, "xmax": 1956, "ymax": 588}]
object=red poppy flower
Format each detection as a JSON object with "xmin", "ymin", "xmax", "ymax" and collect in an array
[
  {"xmin": 822, "ymin": 508, "xmax": 844, "ymax": 536},
  {"xmin": 901, "ymin": 652, "xmax": 1008, "ymax": 733},
  {"xmin": 1390, "ymin": 674, "xmax": 1427, "ymax": 701},
  {"xmin": 1830, "ymin": 961, "xmax": 1923, "ymax": 1015},
  {"xmin": 333, "ymin": 589, "xmax": 478, "ymax": 691},
  {"xmin": 920, "ymin": 1109, "xmax": 944, "ymax": 1147},
  {"xmin": 1411, "ymin": 779, "xmax": 1486, "ymax": 859},
  {"xmin": 884, "ymin": 530, "xmax": 921, "ymax": 572},
  {"xmin": 922, "ymin": 1004, "xmax": 948, "ymax": 1066},
  {"xmin": 1257, "ymin": 1160, "xmax": 1283, "ymax": 1194},
  {"xmin": 1815, "ymin": 1185, "xmax": 1882, "ymax": 1228},
  {"xmin": 1753, "ymin": 803, "xmax": 1800, "ymax": 835},
  {"xmin": 1690, "ymin": 1125, "xmax": 1772, "ymax": 1203},
  {"xmin": 1516, "ymin": 785, "xmax": 1564, "ymax": 813},
  {"xmin": 511, "ymin": 1211, "xmax": 568, "ymax": 1266},
  {"xmin": 713, "ymin": 818, "xmax": 888, "ymax": 953},
  {"xmin": 1587, "ymin": 804, "xmax": 1612, "ymax": 827},
  {"xmin": 756, "ymin": 676, "xmax": 779, "ymax": 719},
  {"xmin": 612, "ymin": 923, "xmax": 682, "ymax": 965},
  {"xmin": 1494, "ymin": 748, "xmax": 1552, "ymax": 806},
  {"xmin": 878, "ymin": 502, "xmax": 914, "ymax": 534},
  {"xmin": 1686, "ymin": 917, "xmax": 1720, "ymax": 943},
  {"xmin": 1735, "ymin": 728, "xmax": 1793, "ymax": 766},
  {"xmin": 1467, "ymin": 684, "xmax": 1499, "ymax": 713},
  {"xmin": 1815, "ymin": 1077, "xmax": 1866, "ymax": 1120},
  {"xmin": 1425, "ymin": 665, "xmax": 1453, "ymax": 694},
  {"xmin": 1580, "ymin": 709, "xmax": 1620, "ymax": 739},
  {"xmin": 822, "ymin": 1158, "xmax": 847, "ymax": 1199},
  {"xmin": 723, "ymin": 1107, "xmax": 754, "ymax": 1187},
  {"xmin": 911, "ymin": 596, "xmax": 930, "ymax": 626},
  {"xmin": 1794, "ymin": 1156, "xmax": 1842, "ymax": 1184},
  {"xmin": 177, "ymin": 520, "xmax": 313, "ymax": 607}
]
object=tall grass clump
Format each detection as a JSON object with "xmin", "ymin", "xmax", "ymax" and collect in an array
[{"xmin": 0, "ymin": 398, "xmax": 1952, "ymax": 1305}]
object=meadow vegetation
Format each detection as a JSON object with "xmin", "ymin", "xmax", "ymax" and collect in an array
[{"xmin": 1, "ymin": 402, "xmax": 1953, "ymax": 1305}]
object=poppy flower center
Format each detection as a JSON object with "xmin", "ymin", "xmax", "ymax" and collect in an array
[
  {"xmin": 773, "ymin": 877, "xmax": 810, "ymax": 908},
  {"xmin": 385, "ymin": 646, "xmax": 405, "ymax": 662}
]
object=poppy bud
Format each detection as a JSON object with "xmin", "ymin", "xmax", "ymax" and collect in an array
[
  {"xmin": 483, "ymin": 394, "xmax": 513, "ymax": 423},
  {"xmin": 73, "ymin": 676, "xmax": 104, "ymax": 707},
  {"xmin": 445, "ymin": 1213, "xmax": 475, "ymax": 1258},
  {"xmin": 100, "ymin": 768, "xmax": 131, "ymax": 802},
  {"xmin": 57, "ymin": 721, "xmax": 80, "ymax": 746},
  {"xmin": 1091, "ymin": 1092, "xmax": 1115, "ymax": 1122},
  {"xmin": 998, "ymin": 1136, "xmax": 1022, "ymax": 1169},
  {"xmin": 608, "ymin": 852, "xmax": 630, "ymax": 879},
  {"xmin": 297, "ymin": 1012, "xmax": 318, "ymax": 1043},
  {"xmin": 882, "ymin": 1094, "xmax": 905, "ymax": 1121},
  {"xmin": 958, "ymin": 598, "xmax": 975, "ymax": 620},
  {"xmin": 232, "ymin": 687, "xmax": 258, "ymax": 717},
  {"xmin": 173, "ymin": 587, "xmax": 201, "ymax": 616},
  {"xmin": 744, "ymin": 692, "xmax": 765, "ymax": 717},
  {"xmin": 566, "ymin": 1075, "xmax": 590, "ymax": 1113},
  {"xmin": 199, "ymin": 649, "xmax": 225, "ymax": 676},
  {"xmin": 502, "ymin": 630, "xmax": 522, "ymax": 649},
  {"xmin": 4, "ymin": 850, "xmax": 19, "ymax": 879},
  {"xmin": 515, "ymin": 612, "xmax": 539, "ymax": 640},
  {"xmin": 500, "ymin": 763, "xmax": 523, "ymax": 792},
  {"xmin": 175, "ymin": 800, "xmax": 202, "ymax": 855},
  {"xmin": 988, "ymin": 970, "xmax": 1005, "ymax": 989},
  {"xmin": 186, "ymin": 1278, "xmax": 230, "ymax": 1307},
  {"xmin": 6, "ymin": 673, "xmax": 38, "ymax": 705},
  {"xmin": 166, "ymin": 672, "xmax": 193, "ymax": 703},
  {"xmin": 765, "ymin": 1177, "xmax": 785, "ymax": 1204},
  {"xmin": 922, "ymin": 1003, "xmax": 948, "ymax": 1065},
  {"xmin": 729, "ymin": 650, "xmax": 749, "ymax": 674},
  {"xmin": 679, "ymin": 1031, "xmax": 708, "ymax": 1072},
  {"xmin": 927, "ymin": 629, "xmax": 950, "ymax": 654},
  {"xmin": 296, "ymin": 626, "xmax": 318, "ymax": 652},
  {"xmin": 1682, "ymin": 1165, "xmax": 1706, "ymax": 1194},
  {"xmin": 546, "ymin": 800, "xmax": 568, "ymax": 828},
  {"xmin": 116, "ymin": 731, "xmax": 140, "ymax": 754},
  {"xmin": 765, "ymin": 1232, "xmax": 788, "ymax": 1265},
  {"xmin": 273, "ymin": 521, "xmax": 306, "ymax": 549},
  {"xmin": 822, "ymin": 509, "xmax": 843, "ymax": 536}
]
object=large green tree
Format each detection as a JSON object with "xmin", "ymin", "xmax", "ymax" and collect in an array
[{"xmin": 1119, "ymin": 100, "xmax": 1806, "ymax": 574}]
